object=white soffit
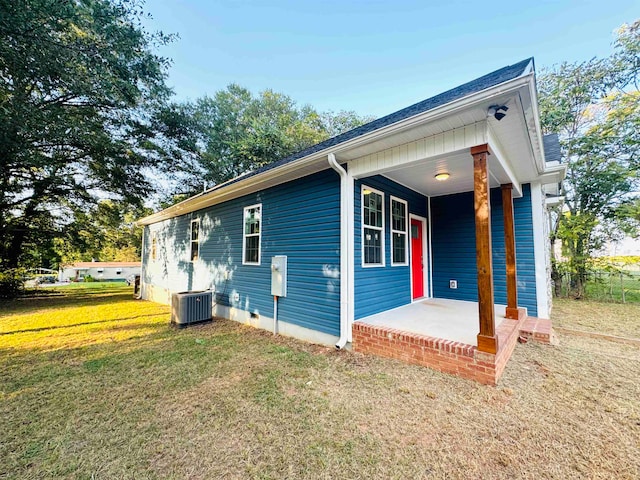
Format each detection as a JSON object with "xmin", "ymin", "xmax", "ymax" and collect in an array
[{"xmin": 382, "ymin": 149, "xmax": 518, "ymax": 198}]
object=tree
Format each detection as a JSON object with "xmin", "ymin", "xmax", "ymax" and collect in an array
[
  {"xmin": 0, "ymin": 0, "xmax": 176, "ymax": 268},
  {"xmin": 171, "ymin": 85, "xmax": 373, "ymax": 196},
  {"xmin": 53, "ymin": 200, "xmax": 151, "ymax": 265},
  {"xmin": 538, "ymin": 19, "xmax": 640, "ymax": 297}
]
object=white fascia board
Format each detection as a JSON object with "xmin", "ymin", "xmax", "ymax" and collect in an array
[
  {"xmin": 487, "ymin": 125, "xmax": 523, "ymax": 198},
  {"xmin": 136, "ymin": 156, "xmax": 327, "ymax": 225},
  {"xmin": 522, "ymin": 74, "xmax": 547, "ymax": 175},
  {"xmin": 545, "ymin": 196, "xmax": 565, "ymax": 207},
  {"xmin": 137, "ymin": 75, "xmax": 535, "ymax": 226},
  {"xmin": 539, "ymin": 163, "xmax": 567, "ymax": 185}
]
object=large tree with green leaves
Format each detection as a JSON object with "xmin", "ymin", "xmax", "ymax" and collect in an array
[
  {"xmin": 167, "ymin": 85, "xmax": 372, "ymax": 199},
  {"xmin": 53, "ymin": 200, "xmax": 151, "ymax": 265},
  {"xmin": 0, "ymin": 0, "xmax": 176, "ymax": 268},
  {"xmin": 538, "ymin": 19, "xmax": 640, "ymax": 296}
]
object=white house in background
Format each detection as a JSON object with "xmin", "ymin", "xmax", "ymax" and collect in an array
[
  {"xmin": 59, "ymin": 261, "xmax": 141, "ymax": 282},
  {"xmin": 598, "ymin": 237, "xmax": 640, "ymax": 257}
]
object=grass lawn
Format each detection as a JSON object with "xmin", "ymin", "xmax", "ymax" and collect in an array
[
  {"xmin": 1, "ymin": 287, "xmax": 639, "ymax": 479},
  {"xmin": 553, "ymin": 298, "xmax": 640, "ymax": 339}
]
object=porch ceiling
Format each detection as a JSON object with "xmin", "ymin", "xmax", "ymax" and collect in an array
[
  {"xmin": 381, "ymin": 149, "xmax": 516, "ymax": 198},
  {"xmin": 340, "ymin": 81, "xmax": 545, "ymax": 197}
]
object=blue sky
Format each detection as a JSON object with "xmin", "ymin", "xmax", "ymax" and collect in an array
[{"xmin": 144, "ymin": 0, "xmax": 638, "ymax": 118}]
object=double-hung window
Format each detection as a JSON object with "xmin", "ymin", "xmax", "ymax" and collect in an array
[
  {"xmin": 243, "ymin": 204, "xmax": 261, "ymax": 265},
  {"xmin": 151, "ymin": 232, "xmax": 157, "ymax": 261},
  {"xmin": 190, "ymin": 219, "xmax": 200, "ymax": 261},
  {"xmin": 362, "ymin": 186, "xmax": 384, "ymax": 266},
  {"xmin": 390, "ymin": 196, "xmax": 408, "ymax": 266}
]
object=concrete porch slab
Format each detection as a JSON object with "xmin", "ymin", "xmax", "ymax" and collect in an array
[
  {"xmin": 355, "ymin": 298, "xmax": 508, "ymax": 346},
  {"xmin": 352, "ymin": 298, "xmax": 549, "ymax": 385}
]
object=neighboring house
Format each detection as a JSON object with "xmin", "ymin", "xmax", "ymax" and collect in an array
[
  {"xmin": 138, "ymin": 58, "xmax": 565, "ymax": 384},
  {"xmin": 598, "ymin": 237, "xmax": 640, "ymax": 258},
  {"xmin": 59, "ymin": 262, "xmax": 141, "ymax": 282}
]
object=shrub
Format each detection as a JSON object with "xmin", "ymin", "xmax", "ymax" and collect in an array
[
  {"xmin": 84, "ymin": 275, "xmax": 96, "ymax": 283},
  {"xmin": 0, "ymin": 269, "xmax": 26, "ymax": 299}
]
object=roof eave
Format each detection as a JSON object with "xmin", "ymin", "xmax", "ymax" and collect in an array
[{"xmin": 137, "ymin": 70, "xmax": 534, "ymax": 226}]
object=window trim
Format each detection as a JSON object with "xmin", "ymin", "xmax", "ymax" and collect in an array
[
  {"xmin": 242, "ymin": 203, "xmax": 262, "ymax": 266},
  {"xmin": 390, "ymin": 196, "xmax": 409, "ymax": 266},
  {"xmin": 361, "ymin": 185, "xmax": 385, "ymax": 268},
  {"xmin": 190, "ymin": 218, "xmax": 200, "ymax": 262}
]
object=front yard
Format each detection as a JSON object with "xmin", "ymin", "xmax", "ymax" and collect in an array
[{"xmin": 1, "ymin": 285, "xmax": 639, "ymax": 479}]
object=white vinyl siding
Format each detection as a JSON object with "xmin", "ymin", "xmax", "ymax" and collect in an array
[
  {"xmin": 362, "ymin": 185, "xmax": 384, "ymax": 267},
  {"xmin": 390, "ymin": 196, "xmax": 408, "ymax": 266},
  {"xmin": 243, "ymin": 204, "xmax": 262, "ymax": 265}
]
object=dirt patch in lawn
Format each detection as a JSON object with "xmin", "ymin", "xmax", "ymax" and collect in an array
[{"xmin": 1, "ymin": 289, "xmax": 639, "ymax": 479}]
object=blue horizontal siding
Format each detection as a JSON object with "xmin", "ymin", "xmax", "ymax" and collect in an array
[
  {"xmin": 431, "ymin": 184, "xmax": 538, "ymax": 316},
  {"xmin": 143, "ymin": 169, "xmax": 341, "ymax": 336},
  {"xmin": 354, "ymin": 175, "xmax": 428, "ymax": 319}
]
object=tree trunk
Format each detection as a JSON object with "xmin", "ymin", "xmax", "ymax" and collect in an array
[{"xmin": 549, "ymin": 237, "xmax": 563, "ymax": 297}]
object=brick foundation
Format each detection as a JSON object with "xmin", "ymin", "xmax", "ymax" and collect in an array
[{"xmin": 353, "ymin": 309, "xmax": 549, "ymax": 385}]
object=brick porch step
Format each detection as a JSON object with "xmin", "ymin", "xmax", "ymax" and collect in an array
[{"xmin": 519, "ymin": 317, "xmax": 555, "ymax": 344}]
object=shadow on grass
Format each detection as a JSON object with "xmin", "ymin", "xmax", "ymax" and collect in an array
[
  {"xmin": 0, "ymin": 322, "xmax": 244, "ymax": 395},
  {"xmin": 0, "ymin": 314, "xmax": 169, "ymax": 336},
  {"xmin": 0, "ymin": 290, "xmax": 144, "ymax": 315}
]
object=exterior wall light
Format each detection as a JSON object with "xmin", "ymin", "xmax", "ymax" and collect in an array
[{"xmin": 434, "ymin": 172, "xmax": 450, "ymax": 181}]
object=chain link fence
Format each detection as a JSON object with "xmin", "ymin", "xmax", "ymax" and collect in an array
[{"xmin": 555, "ymin": 270, "xmax": 640, "ymax": 303}]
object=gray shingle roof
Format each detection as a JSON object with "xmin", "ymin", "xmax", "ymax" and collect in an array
[
  {"xmin": 205, "ymin": 57, "xmax": 534, "ymax": 194},
  {"xmin": 543, "ymin": 133, "xmax": 562, "ymax": 163}
]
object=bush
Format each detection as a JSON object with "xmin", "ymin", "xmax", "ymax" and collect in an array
[
  {"xmin": 84, "ymin": 275, "xmax": 96, "ymax": 283},
  {"xmin": 0, "ymin": 269, "xmax": 26, "ymax": 299}
]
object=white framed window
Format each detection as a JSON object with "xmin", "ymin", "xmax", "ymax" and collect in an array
[
  {"xmin": 190, "ymin": 219, "xmax": 200, "ymax": 262},
  {"xmin": 151, "ymin": 232, "xmax": 157, "ymax": 261},
  {"xmin": 390, "ymin": 196, "xmax": 408, "ymax": 266},
  {"xmin": 116, "ymin": 268, "xmax": 122, "ymax": 275},
  {"xmin": 243, "ymin": 204, "xmax": 261, "ymax": 265},
  {"xmin": 361, "ymin": 185, "xmax": 384, "ymax": 267},
  {"xmin": 96, "ymin": 268, "xmax": 104, "ymax": 273}
]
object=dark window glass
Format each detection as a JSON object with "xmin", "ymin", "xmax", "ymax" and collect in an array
[
  {"xmin": 393, "ymin": 232, "xmax": 406, "ymax": 264},
  {"xmin": 244, "ymin": 235, "xmax": 259, "ymax": 264},
  {"xmin": 364, "ymin": 228, "xmax": 382, "ymax": 265}
]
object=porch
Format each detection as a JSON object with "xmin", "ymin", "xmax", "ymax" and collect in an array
[
  {"xmin": 353, "ymin": 299, "xmax": 551, "ymax": 385},
  {"xmin": 356, "ymin": 298, "xmax": 508, "ymax": 346}
]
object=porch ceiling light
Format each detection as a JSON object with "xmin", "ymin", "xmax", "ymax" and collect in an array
[{"xmin": 434, "ymin": 172, "xmax": 450, "ymax": 181}]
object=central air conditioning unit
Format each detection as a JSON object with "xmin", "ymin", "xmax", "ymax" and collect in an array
[{"xmin": 171, "ymin": 291, "xmax": 212, "ymax": 327}]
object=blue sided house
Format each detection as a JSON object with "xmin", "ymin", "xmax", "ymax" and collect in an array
[{"xmin": 138, "ymin": 58, "xmax": 565, "ymax": 384}]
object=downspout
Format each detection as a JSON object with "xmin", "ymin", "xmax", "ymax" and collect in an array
[{"xmin": 328, "ymin": 153, "xmax": 353, "ymax": 349}]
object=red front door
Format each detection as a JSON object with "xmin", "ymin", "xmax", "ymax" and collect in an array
[{"xmin": 411, "ymin": 218, "xmax": 424, "ymax": 299}]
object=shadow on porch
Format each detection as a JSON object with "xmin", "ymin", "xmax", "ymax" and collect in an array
[{"xmin": 352, "ymin": 299, "xmax": 553, "ymax": 385}]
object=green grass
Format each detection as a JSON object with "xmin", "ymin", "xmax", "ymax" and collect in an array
[
  {"xmin": 1, "ymin": 288, "xmax": 639, "ymax": 479},
  {"xmin": 584, "ymin": 272, "xmax": 640, "ymax": 303},
  {"xmin": 553, "ymin": 298, "xmax": 640, "ymax": 338}
]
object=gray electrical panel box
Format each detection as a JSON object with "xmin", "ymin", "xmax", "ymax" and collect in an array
[{"xmin": 271, "ymin": 255, "xmax": 287, "ymax": 297}]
